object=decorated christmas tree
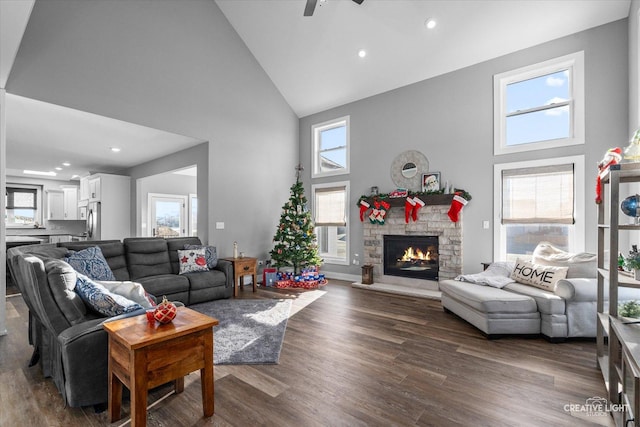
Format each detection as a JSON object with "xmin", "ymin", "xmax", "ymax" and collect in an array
[{"xmin": 270, "ymin": 166, "xmax": 322, "ymax": 274}]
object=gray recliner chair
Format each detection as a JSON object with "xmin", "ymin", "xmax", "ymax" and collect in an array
[{"xmin": 7, "ymin": 243, "xmax": 144, "ymax": 408}]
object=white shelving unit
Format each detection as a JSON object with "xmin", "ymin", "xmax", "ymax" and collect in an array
[{"xmin": 597, "ymin": 162, "xmax": 640, "ymax": 426}]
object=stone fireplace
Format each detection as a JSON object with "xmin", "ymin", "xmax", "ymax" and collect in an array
[{"xmin": 363, "ymin": 200, "xmax": 462, "ymax": 287}]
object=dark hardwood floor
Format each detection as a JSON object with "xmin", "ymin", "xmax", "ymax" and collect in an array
[{"xmin": 1, "ymin": 281, "xmax": 612, "ymax": 426}]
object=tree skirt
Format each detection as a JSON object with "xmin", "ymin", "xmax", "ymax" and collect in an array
[{"xmin": 190, "ymin": 298, "xmax": 292, "ymax": 365}]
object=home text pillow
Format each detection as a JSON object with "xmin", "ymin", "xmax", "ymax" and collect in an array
[
  {"xmin": 183, "ymin": 244, "xmax": 218, "ymax": 269},
  {"xmin": 177, "ymin": 248, "xmax": 209, "ymax": 274},
  {"xmin": 97, "ymin": 280, "xmax": 156, "ymax": 309},
  {"xmin": 531, "ymin": 241, "xmax": 597, "ymax": 279},
  {"xmin": 64, "ymin": 246, "xmax": 116, "ymax": 281},
  {"xmin": 74, "ymin": 274, "xmax": 143, "ymax": 317},
  {"xmin": 510, "ymin": 258, "xmax": 569, "ymax": 292}
]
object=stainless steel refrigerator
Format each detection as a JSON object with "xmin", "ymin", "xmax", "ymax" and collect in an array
[{"xmin": 86, "ymin": 201, "xmax": 102, "ymax": 240}]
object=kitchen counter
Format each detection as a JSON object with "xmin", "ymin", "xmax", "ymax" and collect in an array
[{"xmin": 6, "ymin": 235, "xmax": 45, "ymax": 249}]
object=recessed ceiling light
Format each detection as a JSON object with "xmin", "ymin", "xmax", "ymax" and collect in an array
[
  {"xmin": 24, "ymin": 170, "xmax": 57, "ymax": 177},
  {"xmin": 110, "ymin": 147, "xmax": 121, "ymax": 153},
  {"xmin": 425, "ymin": 18, "xmax": 437, "ymax": 29},
  {"xmin": 62, "ymin": 162, "xmax": 71, "ymax": 166},
  {"xmin": 358, "ymin": 49, "xmax": 367, "ymax": 58},
  {"xmin": 55, "ymin": 167, "xmax": 63, "ymax": 171}
]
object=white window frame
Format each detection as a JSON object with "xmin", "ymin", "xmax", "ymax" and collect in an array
[
  {"xmin": 493, "ymin": 155, "xmax": 585, "ymax": 261},
  {"xmin": 312, "ymin": 180, "xmax": 349, "ymax": 265},
  {"xmin": 311, "ymin": 116, "xmax": 350, "ymax": 178},
  {"xmin": 189, "ymin": 193, "xmax": 197, "ymax": 237},
  {"xmin": 494, "ymin": 51, "xmax": 585, "ymax": 155},
  {"xmin": 5, "ymin": 184, "xmax": 42, "ymax": 228}
]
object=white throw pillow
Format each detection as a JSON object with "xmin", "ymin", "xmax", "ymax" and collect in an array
[
  {"xmin": 510, "ymin": 258, "xmax": 568, "ymax": 292},
  {"xmin": 98, "ymin": 280, "xmax": 156, "ymax": 309},
  {"xmin": 532, "ymin": 241, "xmax": 596, "ymax": 278}
]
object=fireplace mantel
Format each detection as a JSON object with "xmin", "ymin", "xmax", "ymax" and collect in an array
[{"xmin": 360, "ymin": 194, "xmax": 454, "ymax": 208}]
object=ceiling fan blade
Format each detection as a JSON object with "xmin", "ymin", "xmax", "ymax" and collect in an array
[
  {"xmin": 352, "ymin": 0, "xmax": 364, "ymax": 4},
  {"xmin": 304, "ymin": 0, "xmax": 317, "ymax": 16}
]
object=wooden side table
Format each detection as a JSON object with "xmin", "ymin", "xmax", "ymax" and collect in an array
[
  {"xmin": 223, "ymin": 257, "xmax": 258, "ymax": 297},
  {"xmin": 103, "ymin": 307, "xmax": 218, "ymax": 427}
]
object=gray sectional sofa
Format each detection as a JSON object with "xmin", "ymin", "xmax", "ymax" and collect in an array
[
  {"xmin": 7, "ymin": 236, "xmax": 232, "ymax": 408},
  {"xmin": 439, "ymin": 242, "xmax": 640, "ymax": 341}
]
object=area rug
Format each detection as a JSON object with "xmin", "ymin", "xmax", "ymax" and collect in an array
[{"xmin": 190, "ymin": 298, "xmax": 292, "ymax": 365}]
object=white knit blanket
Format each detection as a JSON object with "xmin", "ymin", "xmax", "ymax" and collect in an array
[{"xmin": 455, "ymin": 262, "xmax": 515, "ymax": 289}]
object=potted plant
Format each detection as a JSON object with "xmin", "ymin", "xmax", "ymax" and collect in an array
[
  {"xmin": 620, "ymin": 300, "xmax": 640, "ymax": 318},
  {"xmin": 625, "ymin": 252, "xmax": 640, "ymax": 280}
]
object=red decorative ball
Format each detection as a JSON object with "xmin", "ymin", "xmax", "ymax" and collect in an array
[{"xmin": 154, "ymin": 296, "xmax": 177, "ymax": 324}]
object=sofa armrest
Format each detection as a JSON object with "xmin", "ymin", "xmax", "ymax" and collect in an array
[
  {"xmin": 556, "ymin": 277, "xmax": 640, "ymax": 303},
  {"xmin": 56, "ymin": 309, "xmax": 146, "ymax": 407},
  {"xmin": 215, "ymin": 259, "xmax": 233, "ymax": 289},
  {"xmin": 555, "ymin": 278, "xmax": 597, "ymax": 302}
]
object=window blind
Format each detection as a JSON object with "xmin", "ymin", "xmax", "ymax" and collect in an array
[
  {"xmin": 314, "ymin": 186, "xmax": 346, "ymax": 226},
  {"xmin": 502, "ymin": 164, "xmax": 574, "ymax": 224},
  {"xmin": 6, "ymin": 187, "xmax": 37, "ymax": 210}
]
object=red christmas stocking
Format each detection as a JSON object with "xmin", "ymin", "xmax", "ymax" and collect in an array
[
  {"xmin": 405, "ymin": 197, "xmax": 416, "ymax": 223},
  {"xmin": 359, "ymin": 200, "xmax": 370, "ymax": 222},
  {"xmin": 412, "ymin": 197, "xmax": 425, "ymax": 221},
  {"xmin": 369, "ymin": 201, "xmax": 380, "ymax": 224},
  {"xmin": 377, "ymin": 201, "xmax": 390, "ymax": 224},
  {"xmin": 448, "ymin": 193, "xmax": 468, "ymax": 223}
]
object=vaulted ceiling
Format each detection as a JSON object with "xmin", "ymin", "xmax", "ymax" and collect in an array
[{"xmin": 0, "ymin": 0, "xmax": 632, "ymax": 181}]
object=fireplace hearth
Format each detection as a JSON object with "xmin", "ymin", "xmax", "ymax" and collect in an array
[{"xmin": 383, "ymin": 235, "xmax": 439, "ymax": 280}]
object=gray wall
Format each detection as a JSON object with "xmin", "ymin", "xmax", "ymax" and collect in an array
[
  {"xmin": 300, "ymin": 19, "xmax": 629, "ymax": 276},
  {"xmin": 126, "ymin": 143, "xmax": 205, "ymax": 239},
  {"xmin": 6, "ymin": 0, "xmax": 298, "ymax": 259}
]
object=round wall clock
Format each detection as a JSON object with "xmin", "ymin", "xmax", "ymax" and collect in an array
[{"xmin": 390, "ymin": 150, "xmax": 429, "ymax": 191}]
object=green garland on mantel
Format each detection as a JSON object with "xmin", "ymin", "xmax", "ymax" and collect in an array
[{"xmin": 356, "ymin": 188, "xmax": 472, "ymax": 206}]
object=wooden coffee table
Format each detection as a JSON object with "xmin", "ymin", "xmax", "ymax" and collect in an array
[{"xmin": 103, "ymin": 307, "xmax": 219, "ymax": 427}]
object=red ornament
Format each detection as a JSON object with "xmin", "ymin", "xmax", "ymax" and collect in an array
[
  {"xmin": 154, "ymin": 296, "xmax": 177, "ymax": 324},
  {"xmin": 195, "ymin": 256, "xmax": 206, "ymax": 266}
]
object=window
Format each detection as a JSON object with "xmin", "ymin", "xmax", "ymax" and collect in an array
[
  {"xmin": 5, "ymin": 185, "xmax": 41, "ymax": 227},
  {"xmin": 313, "ymin": 181, "xmax": 349, "ymax": 265},
  {"xmin": 312, "ymin": 116, "xmax": 350, "ymax": 178},
  {"xmin": 494, "ymin": 156, "xmax": 584, "ymax": 262},
  {"xmin": 494, "ymin": 52, "xmax": 584, "ymax": 155}
]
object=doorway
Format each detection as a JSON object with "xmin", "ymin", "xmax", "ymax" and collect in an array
[{"xmin": 149, "ymin": 194, "xmax": 187, "ymax": 238}]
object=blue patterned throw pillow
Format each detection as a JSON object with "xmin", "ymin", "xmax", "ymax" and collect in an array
[
  {"xmin": 184, "ymin": 244, "xmax": 218, "ymax": 269},
  {"xmin": 74, "ymin": 274, "xmax": 142, "ymax": 317},
  {"xmin": 65, "ymin": 246, "xmax": 116, "ymax": 281}
]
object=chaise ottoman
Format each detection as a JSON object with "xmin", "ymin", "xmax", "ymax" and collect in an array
[{"xmin": 439, "ymin": 279, "xmax": 541, "ymax": 337}]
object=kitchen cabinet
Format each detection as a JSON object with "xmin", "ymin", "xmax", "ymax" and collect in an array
[
  {"xmin": 88, "ymin": 176, "xmax": 101, "ymax": 201},
  {"xmin": 47, "ymin": 190, "xmax": 64, "ymax": 220},
  {"xmin": 79, "ymin": 176, "xmax": 90, "ymax": 201},
  {"xmin": 48, "ymin": 187, "xmax": 80, "ymax": 221},
  {"xmin": 63, "ymin": 187, "xmax": 78, "ymax": 220},
  {"xmin": 49, "ymin": 235, "xmax": 71, "ymax": 244}
]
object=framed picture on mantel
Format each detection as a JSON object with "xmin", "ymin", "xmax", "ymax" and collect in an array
[{"xmin": 422, "ymin": 172, "xmax": 441, "ymax": 192}]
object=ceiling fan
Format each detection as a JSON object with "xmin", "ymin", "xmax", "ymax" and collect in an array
[{"xmin": 304, "ymin": 0, "xmax": 364, "ymax": 17}]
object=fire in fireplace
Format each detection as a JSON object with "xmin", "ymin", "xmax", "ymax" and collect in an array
[{"xmin": 383, "ymin": 235, "xmax": 439, "ymax": 280}]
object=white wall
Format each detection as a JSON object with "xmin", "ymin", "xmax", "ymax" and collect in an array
[
  {"xmin": 300, "ymin": 19, "xmax": 630, "ymax": 276},
  {"xmin": 6, "ymin": 0, "xmax": 298, "ymax": 260}
]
